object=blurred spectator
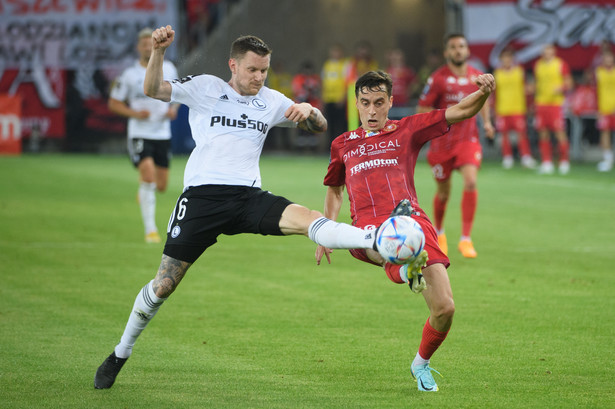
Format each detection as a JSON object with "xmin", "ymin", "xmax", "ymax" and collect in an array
[
  {"xmin": 592, "ymin": 40, "xmax": 614, "ymax": 69},
  {"xmin": 292, "ymin": 61, "xmax": 322, "ymax": 151},
  {"xmin": 268, "ymin": 61, "xmax": 293, "ymax": 99},
  {"xmin": 292, "ymin": 61, "xmax": 322, "ymax": 109},
  {"xmin": 493, "ymin": 48, "xmax": 535, "ymax": 169},
  {"xmin": 185, "ymin": 0, "xmax": 221, "ymax": 51},
  {"xmin": 531, "ymin": 44, "xmax": 574, "ymax": 175},
  {"xmin": 595, "ymin": 50, "xmax": 615, "ymax": 172},
  {"xmin": 386, "ymin": 48, "xmax": 416, "ymax": 107},
  {"xmin": 345, "ymin": 41, "xmax": 379, "ymax": 130},
  {"xmin": 321, "ymin": 43, "xmax": 349, "ymax": 145}
]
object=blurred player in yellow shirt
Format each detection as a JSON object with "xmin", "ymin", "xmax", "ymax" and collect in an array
[
  {"xmin": 532, "ymin": 44, "xmax": 573, "ymax": 174},
  {"xmin": 494, "ymin": 48, "xmax": 536, "ymax": 169},
  {"xmin": 595, "ymin": 50, "xmax": 615, "ymax": 172},
  {"xmin": 321, "ymin": 44, "xmax": 349, "ymax": 146}
]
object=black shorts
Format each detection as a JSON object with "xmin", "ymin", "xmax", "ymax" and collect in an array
[
  {"xmin": 128, "ymin": 138, "xmax": 171, "ymax": 168},
  {"xmin": 163, "ymin": 185, "xmax": 293, "ymax": 263}
]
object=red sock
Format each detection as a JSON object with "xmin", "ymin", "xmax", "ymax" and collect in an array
[
  {"xmin": 418, "ymin": 318, "xmax": 449, "ymax": 360},
  {"xmin": 432, "ymin": 195, "xmax": 447, "ymax": 232},
  {"xmin": 558, "ymin": 140, "xmax": 570, "ymax": 162},
  {"xmin": 518, "ymin": 131, "xmax": 531, "ymax": 158},
  {"xmin": 539, "ymin": 139, "xmax": 552, "ymax": 162},
  {"xmin": 461, "ymin": 189, "xmax": 477, "ymax": 237},
  {"xmin": 384, "ymin": 264, "xmax": 404, "ymax": 284},
  {"xmin": 501, "ymin": 132, "xmax": 512, "ymax": 157}
]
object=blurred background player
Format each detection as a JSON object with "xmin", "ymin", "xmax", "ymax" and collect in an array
[
  {"xmin": 417, "ymin": 33, "xmax": 494, "ymax": 259},
  {"xmin": 493, "ymin": 48, "xmax": 535, "ymax": 169},
  {"xmin": 595, "ymin": 50, "xmax": 615, "ymax": 172},
  {"xmin": 321, "ymin": 43, "xmax": 349, "ymax": 147},
  {"xmin": 345, "ymin": 40, "xmax": 379, "ymax": 130},
  {"xmin": 531, "ymin": 44, "xmax": 573, "ymax": 175},
  {"xmin": 108, "ymin": 28, "xmax": 180, "ymax": 243},
  {"xmin": 386, "ymin": 48, "xmax": 416, "ymax": 108},
  {"xmin": 316, "ymin": 70, "xmax": 496, "ymax": 392}
]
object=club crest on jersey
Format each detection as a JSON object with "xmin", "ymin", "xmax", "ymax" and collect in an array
[
  {"xmin": 384, "ymin": 123, "xmax": 398, "ymax": 132},
  {"xmin": 210, "ymin": 114, "xmax": 269, "ymax": 134},
  {"xmin": 252, "ymin": 98, "xmax": 267, "ymax": 110}
]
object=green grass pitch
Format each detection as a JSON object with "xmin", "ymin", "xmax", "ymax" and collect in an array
[{"xmin": 1, "ymin": 153, "xmax": 614, "ymax": 408}]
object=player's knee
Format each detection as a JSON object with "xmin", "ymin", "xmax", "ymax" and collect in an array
[
  {"xmin": 464, "ymin": 179, "xmax": 477, "ymax": 191},
  {"xmin": 432, "ymin": 298, "xmax": 455, "ymax": 322},
  {"xmin": 308, "ymin": 209, "xmax": 324, "ymax": 221}
]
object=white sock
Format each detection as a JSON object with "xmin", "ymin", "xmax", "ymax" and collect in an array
[
  {"xmin": 399, "ymin": 265, "xmax": 409, "ymax": 283},
  {"xmin": 412, "ymin": 351, "xmax": 429, "ymax": 367},
  {"xmin": 603, "ymin": 150, "xmax": 613, "ymax": 163},
  {"xmin": 308, "ymin": 217, "xmax": 375, "ymax": 249},
  {"xmin": 114, "ymin": 280, "xmax": 166, "ymax": 359},
  {"xmin": 138, "ymin": 182, "xmax": 157, "ymax": 234}
]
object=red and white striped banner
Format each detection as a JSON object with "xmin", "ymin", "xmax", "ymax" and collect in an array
[{"xmin": 464, "ymin": 0, "xmax": 615, "ymax": 70}]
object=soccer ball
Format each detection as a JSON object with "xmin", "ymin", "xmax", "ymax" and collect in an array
[{"xmin": 375, "ymin": 216, "xmax": 425, "ymax": 265}]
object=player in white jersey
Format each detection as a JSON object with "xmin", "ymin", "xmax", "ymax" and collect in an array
[
  {"xmin": 94, "ymin": 25, "xmax": 393, "ymax": 389},
  {"xmin": 109, "ymin": 28, "xmax": 180, "ymax": 244}
]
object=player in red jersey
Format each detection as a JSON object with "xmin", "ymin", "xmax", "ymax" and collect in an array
[
  {"xmin": 316, "ymin": 70, "xmax": 495, "ymax": 392},
  {"xmin": 417, "ymin": 33, "xmax": 495, "ymax": 258}
]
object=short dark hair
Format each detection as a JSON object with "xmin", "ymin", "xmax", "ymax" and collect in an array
[
  {"xmin": 355, "ymin": 70, "xmax": 393, "ymax": 98},
  {"xmin": 443, "ymin": 33, "xmax": 466, "ymax": 47},
  {"xmin": 230, "ymin": 35, "xmax": 272, "ymax": 59}
]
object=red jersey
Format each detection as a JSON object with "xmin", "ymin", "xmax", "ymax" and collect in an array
[
  {"xmin": 418, "ymin": 65, "xmax": 482, "ymax": 153},
  {"xmin": 324, "ymin": 110, "xmax": 449, "ymax": 226}
]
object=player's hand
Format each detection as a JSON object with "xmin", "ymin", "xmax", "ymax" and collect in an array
[
  {"xmin": 483, "ymin": 121, "xmax": 495, "ymax": 139},
  {"xmin": 285, "ymin": 102, "xmax": 312, "ymax": 123},
  {"xmin": 474, "ymin": 74, "xmax": 495, "ymax": 95},
  {"xmin": 152, "ymin": 25, "xmax": 175, "ymax": 50},
  {"xmin": 315, "ymin": 245, "xmax": 333, "ymax": 265},
  {"xmin": 134, "ymin": 110, "xmax": 150, "ymax": 120}
]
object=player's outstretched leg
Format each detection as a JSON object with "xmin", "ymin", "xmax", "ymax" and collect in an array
[{"xmin": 94, "ymin": 351, "xmax": 128, "ymax": 389}]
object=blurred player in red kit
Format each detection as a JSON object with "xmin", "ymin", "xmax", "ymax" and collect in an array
[
  {"xmin": 316, "ymin": 70, "xmax": 495, "ymax": 391},
  {"xmin": 417, "ymin": 33, "xmax": 494, "ymax": 258}
]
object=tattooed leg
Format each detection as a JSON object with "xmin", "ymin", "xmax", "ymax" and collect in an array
[
  {"xmin": 111, "ymin": 255, "xmax": 192, "ymax": 359},
  {"xmin": 152, "ymin": 255, "xmax": 192, "ymax": 298}
]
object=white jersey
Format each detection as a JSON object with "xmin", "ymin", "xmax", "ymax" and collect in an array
[
  {"xmin": 110, "ymin": 60, "xmax": 179, "ymax": 140},
  {"xmin": 170, "ymin": 74, "xmax": 296, "ymax": 189}
]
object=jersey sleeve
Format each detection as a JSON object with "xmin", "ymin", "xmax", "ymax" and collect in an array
[
  {"xmin": 109, "ymin": 69, "xmax": 129, "ymax": 101},
  {"xmin": 170, "ymin": 74, "xmax": 211, "ymax": 108},
  {"xmin": 401, "ymin": 109, "xmax": 449, "ymax": 146},
  {"xmin": 266, "ymin": 88, "xmax": 296, "ymax": 128},
  {"xmin": 323, "ymin": 136, "xmax": 346, "ymax": 186}
]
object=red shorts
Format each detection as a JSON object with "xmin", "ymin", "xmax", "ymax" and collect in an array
[
  {"xmin": 496, "ymin": 114, "xmax": 527, "ymax": 133},
  {"xmin": 426, "ymin": 141, "xmax": 482, "ymax": 181},
  {"xmin": 535, "ymin": 105, "xmax": 565, "ymax": 132},
  {"xmin": 349, "ymin": 212, "xmax": 450, "ymax": 274},
  {"xmin": 597, "ymin": 114, "xmax": 615, "ymax": 131}
]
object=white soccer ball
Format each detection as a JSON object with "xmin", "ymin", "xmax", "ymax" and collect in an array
[{"xmin": 375, "ymin": 216, "xmax": 425, "ymax": 265}]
